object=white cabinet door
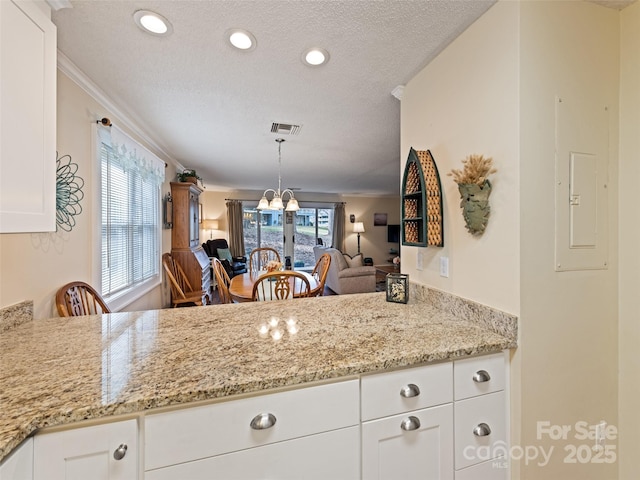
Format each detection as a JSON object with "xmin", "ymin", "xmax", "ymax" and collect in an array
[
  {"xmin": 146, "ymin": 426, "xmax": 360, "ymax": 480},
  {"xmin": 0, "ymin": 438, "xmax": 33, "ymax": 480},
  {"xmin": 362, "ymin": 404, "xmax": 454, "ymax": 480},
  {"xmin": 33, "ymin": 420, "xmax": 138, "ymax": 480},
  {"xmin": 0, "ymin": 0, "xmax": 56, "ymax": 233}
]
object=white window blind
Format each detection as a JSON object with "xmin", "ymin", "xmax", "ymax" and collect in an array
[{"xmin": 98, "ymin": 125, "xmax": 165, "ymax": 301}]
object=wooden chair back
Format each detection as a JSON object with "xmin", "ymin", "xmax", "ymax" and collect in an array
[
  {"xmin": 162, "ymin": 253, "xmax": 206, "ymax": 307},
  {"xmin": 249, "ymin": 247, "xmax": 281, "ymax": 274},
  {"xmin": 252, "ymin": 271, "xmax": 311, "ymax": 301},
  {"xmin": 310, "ymin": 253, "xmax": 331, "ymax": 296},
  {"xmin": 212, "ymin": 257, "xmax": 232, "ymax": 304},
  {"xmin": 56, "ymin": 281, "xmax": 111, "ymax": 317}
]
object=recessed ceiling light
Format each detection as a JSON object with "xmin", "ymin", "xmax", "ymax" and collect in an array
[
  {"xmin": 225, "ymin": 29, "xmax": 257, "ymax": 51},
  {"xmin": 133, "ymin": 10, "xmax": 172, "ymax": 36},
  {"xmin": 302, "ymin": 47, "xmax": 330, "ymax": 67}
]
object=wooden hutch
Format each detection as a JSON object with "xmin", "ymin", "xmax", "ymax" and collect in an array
[{"xmin": 170, "ymin": 182, "xmax": 211, "ymax": 304}]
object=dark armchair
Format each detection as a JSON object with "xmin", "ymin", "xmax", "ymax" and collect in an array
[{"xmin": 202, "ymin": 239, "xmax": 247, "ymax": 277}]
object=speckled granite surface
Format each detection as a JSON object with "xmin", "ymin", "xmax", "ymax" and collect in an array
[
  {"xmin": 0, "ymin": 300, "xmax": 33, "ymax": 333},
  {"xmin": 0, "ymin": 290, "xmax": 517, "ymax": 462}
]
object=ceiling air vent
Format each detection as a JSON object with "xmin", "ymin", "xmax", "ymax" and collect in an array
[{"xmin": 271, "ymin": 123, "xmax": 302, "ymax": 135}]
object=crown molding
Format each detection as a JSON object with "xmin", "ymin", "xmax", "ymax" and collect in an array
[{"xmin": 56, "ymin": 51, "xmax": 183, "ymax": 171}]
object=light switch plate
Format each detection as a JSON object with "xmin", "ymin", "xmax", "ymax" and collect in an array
[{"xmin": 440, "ymin": 257, "xmax": 449, "ymax": 277}]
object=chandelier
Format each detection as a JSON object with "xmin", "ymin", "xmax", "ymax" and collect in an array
[{"xmin": 257, "ymin": 138, "xmax": 299, "ymax": 211}]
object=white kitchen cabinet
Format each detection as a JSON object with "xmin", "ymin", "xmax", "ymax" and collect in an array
[
  {"xmin": 362, "ymin": 404, "xmax": 454, "ymax": 480},
  {"xmin": 0, "ymin": 0, "xmax": 56, "ymax": 233},
  {"xmin": 453, "ymin": 352, "xmax": 508, "ymax": 479},
  {"xmin": 146, "ymin": 425, "xmax": 360, "ymax": 480},
  {"xmin": 33, "ymin": 419, "xmax": 138, "ymax": 480},
  {"xmin": 361, "ymin": 361, "xmax": 454, "ymax": 480},
  {"xmin": 0, "ymin": 438, "xmax": 33, "ymax": 480},
  {"xmin": 1, "ymin": 351, "xmax": 508, "ymax": 480}
]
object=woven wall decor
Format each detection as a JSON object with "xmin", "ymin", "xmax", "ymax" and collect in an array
[{"xmin": 401, "ymin": 148, "xmax": 444, "ymax": 247}]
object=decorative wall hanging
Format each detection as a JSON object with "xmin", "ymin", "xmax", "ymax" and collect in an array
[
  {"xmin": 448, "ymin": 154, "xmax": 497, "ymax": 236},
  {"xmin": 401, "ymin": 148, "xmax": 444, "ymax": 247},
  {"xmin": 163, "ymin": 192, "xmax": 173, "ymax": 229},
  {"xmin": 55, "ymin": 152, "xmax": 84, "ymax": 232}
]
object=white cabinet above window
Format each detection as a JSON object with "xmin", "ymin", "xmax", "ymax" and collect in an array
[{"xmin": 0, "ymin": 0, "xmax": 56, "ymax": 233}]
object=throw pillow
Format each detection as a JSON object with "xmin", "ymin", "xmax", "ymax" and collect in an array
[
  {"xmin": 343, "ymin": 253, "xmax": 364, "ymax": 268},
  {"xmin": 217, "ymin": 247, "xmax": 233, "ymax": 263}
]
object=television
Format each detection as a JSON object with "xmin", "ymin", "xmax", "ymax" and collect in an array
[{"xmin": 387, "ymin": 224, "xmax": 400, "ymax": 243}]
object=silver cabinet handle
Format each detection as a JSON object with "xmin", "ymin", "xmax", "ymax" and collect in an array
[
  {"xmin": 113, "ymin": 444, "xmax": 127, "ymax": 460},
  {"xmin": 250, "ymin": 413, "xmax": 277, "ymax": 430},
  {"xmin": 473, "ymin": 423, "xmax": 492, "ymax": 437},
  {"xmin": 400, "ymin": 416, "xmax": 421, "ymax": 431},
  {"xmin": 399, "ymin": 383, "xmax": 420, "ymax": 398},
  {"xmin": 473, "ymin": 370, "xmax": 491, "ymax": 383}
]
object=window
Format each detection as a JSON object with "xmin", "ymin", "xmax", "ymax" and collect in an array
[
  {"xmin": 242, "ymin": 205, "xmax": 334, "ymax": 268},
  {"xmin": 97, "ymin": 125, "xmax": 165, "ymax": 309}
]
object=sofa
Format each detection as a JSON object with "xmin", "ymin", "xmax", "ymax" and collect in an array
[
  {"xmin": 313, "ymin": 246, "xmax": 376, "ymax": 295},
  {"xmin": 202, "ymin": 239, "xmax": 247, "ymax": 277}
]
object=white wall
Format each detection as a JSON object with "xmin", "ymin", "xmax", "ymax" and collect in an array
[
  {"xmin": 0, "ymin": 71, "xmax": 172, "ymax": 318},
  {"xmin": 618, "ymin": 2, "xmax": 640, "ymax": 478},
  {"xmin": 519, "ymin": 2, "xmax": 619, "ymax": 479},
  {"xmin": 402, "ymin": 1, "xmax": 520, "ymax": 316},
  {"xmin": 402, "ymin": 1, "xmax": 620, "ymax": 478}
]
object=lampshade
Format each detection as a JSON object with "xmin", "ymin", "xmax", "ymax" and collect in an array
[
  {"xmin": 202, "ymin": 219, "xmax": 219, "ymax": 230},
  {"xmin": 269, "ymin": 195, "xmax": 284, "ymax": 210},
  {"xmin": 353, "ymin": 222, "xmax": 365, "ymax": 233},
  {"xmin": 257, "ymin": 196, "xmax": 270, "ymax": 210},
  {"xmin": 285, "ymin": 197, "xmax": 299, "ymax": 211}
]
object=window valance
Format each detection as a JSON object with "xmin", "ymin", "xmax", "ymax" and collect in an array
[{"xmin": 97, "ymin": 124, "xmax": 165, "ymax": 186}]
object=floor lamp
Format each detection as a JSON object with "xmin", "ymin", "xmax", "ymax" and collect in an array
[{"xmin": 353, "ymin": 222, "xmax": 365, "ymax": 255}]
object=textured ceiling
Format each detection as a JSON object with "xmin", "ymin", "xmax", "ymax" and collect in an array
[{"xmin": 52, "ymin": 1, "xmax": 495, "ymax": 196}]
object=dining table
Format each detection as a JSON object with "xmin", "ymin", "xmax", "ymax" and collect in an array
[{"xmin": 229, "ymin": 270, "xmax": 320, "ymax": 302}]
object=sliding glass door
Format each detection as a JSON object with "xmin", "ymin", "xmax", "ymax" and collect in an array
[{"xmin": 243, "ymin": 206, "xmax": 334, "ymax": 270}]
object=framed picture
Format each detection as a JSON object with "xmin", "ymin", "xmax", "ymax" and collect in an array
[{"xmin": 374, "ymin": 213, "xmax": 387, "ymax": 226}]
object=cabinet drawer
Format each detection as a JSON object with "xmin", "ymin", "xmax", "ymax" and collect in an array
[
  {"xmin": 361, "ymin": 362, "xmax": 452, "ymax": 421},
  {"xmin": 145, "ymin": 379, "xmax": 359, "ymax": 471},
  {"xmin": 455, "ymin": 458, "xmax": 508, "ymax": 480},
  {"xmin": 146, "ymin": 426, "xmax": 360, "ymax": 480},
  {"xmin": 454, "ymin": 391, "xmax": 506, "ymax": 470},
  {"xmin": 454, "ymin": 352, "xmax": 505, "ymax": 401}
]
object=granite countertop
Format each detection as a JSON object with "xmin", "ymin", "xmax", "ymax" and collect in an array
[{"xmin": 0, "ymin": 288, "xmax": 517, "ymax": 462}]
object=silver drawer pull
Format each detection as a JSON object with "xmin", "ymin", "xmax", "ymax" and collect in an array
[
  {"xmin": 473, "ymin": 423, "xmax": 492, "ymax": 437},
  {"xmin": 113, "ymin": 444, "xmax": 127, "ymax": 460},
  {"xmin": 250, "ymin": 413, "xmax": 277, "ymax": 430},
  {"xmin": 400, "ymin": 416, "xmax": 421, "ymax": 431},
  {"xmin": 473, "ymin": 370, "xmax": 491, "ymax": 383},
  {"xmin": 399, "ymin": 383, "xmax": 420, "ymax": 398}
]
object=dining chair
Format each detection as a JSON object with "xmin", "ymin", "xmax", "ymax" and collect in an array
[
  {"xmin": 249, "ymin": 247, "xmax": 281, "ymax": 274},
  {"xmin": 56, "ymin": 281, "xmax": 111, "ymax": 317},
  {"xmin": 252, "ymin": 271, "xmax": 311, "ymax": 301},
  {"xmin": 162, "ymin": 253, "xmax": 207, "ymax": 307},
  {"xmin": 310, "ymin": 253, "xmax": 331, "ymax": 297},
  {"xmin": 212, "ymin": 257, "xmax": 233, "ymax": 304}
]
